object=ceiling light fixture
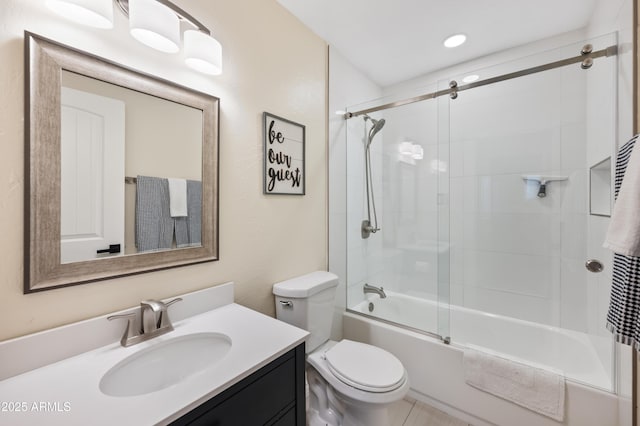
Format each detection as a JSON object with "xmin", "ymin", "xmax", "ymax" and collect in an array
[
  {"xmin": 128, "ymin": 0, "xmax": 180, "ymax": 53},
  {"xmin": 443, "ymin": 34, "xmax": 467, "ymax": 48},
  {"xmin": 46, "ymin": 0, "xmax": 114, "ymax": 29},
  {"xmin": 184, "ymin": 30, "xmax": 222, "ymax": 75},
  {"xmin": 48, "ymin": 0, "xmax": 223, "ymax": 76}
]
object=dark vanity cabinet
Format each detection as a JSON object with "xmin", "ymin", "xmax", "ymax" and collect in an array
[{"xmin": 170, "ymin": 343, "xmax": 306, "ymax": 426}]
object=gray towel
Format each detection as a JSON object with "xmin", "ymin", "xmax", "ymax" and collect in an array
[
  {"xmin": 175, "ymin": 180, "xmax": 202, "ymax": 248},
  {"xmin": 135, "ymin": 176, "xmax": 174, "ymax": 252}
]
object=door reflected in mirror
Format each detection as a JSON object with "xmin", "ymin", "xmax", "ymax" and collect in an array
[{"xmin": 60, "ymin": 71, "xmax": 203, "ymax": 263}]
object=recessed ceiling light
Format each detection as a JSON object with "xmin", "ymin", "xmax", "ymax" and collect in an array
[
  {"xmin": 443, "ymin": 34, "xmax": 466, "ymax": 48},
  {"xmin": 462, "ymin": 74, "xmax": 479, "ymax": 83}
]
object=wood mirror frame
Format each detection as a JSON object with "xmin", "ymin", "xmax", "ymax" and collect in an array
[{"xmin": 24, "ymin": 32, "xmax": 219, "ymax": 292}]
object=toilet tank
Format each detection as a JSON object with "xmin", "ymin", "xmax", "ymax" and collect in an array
[{"xmin": 273, "ymin": 271, "xmax": 339, "ymax": 353}]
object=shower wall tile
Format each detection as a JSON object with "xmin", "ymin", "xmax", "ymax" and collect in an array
[
  {"xmin": 449, "ymin": 142, "xmax": 464, "ymax": 177},
  {"xmin": 400, "ymin": 267, "xmax": 439, "ymax": 298},
  {"xmin": 561, "ymin": 213, "xmax": 588, "ymax": 260},
  {"xmin": 346, "ymin": 174, "xmax": 366, "ymax": 219},
  {"xmin": 559, "ymin": 169, "xmax": 588, "ymax": 214},
  {"xmin": 461, "ymin": 129, "xmax": 562, "ymax": 177},
  {"xmin": 586, "ymin": 67, "xmax": 617, "ymax": 169},
  {"xmin": 347, "ymin": 245, "xmax": 367, "ymax": 286},
  {"xmin": 416, "ymin": 215, "xmax": 440, "ymax": 243},
  {"xmin": 329, "ymin": 210, "xmax": 347, "ymax": 265},
  {"xmin": 449, "ymin": 246, "xmax": 464, "ymax": 288},
  {"xmin": 346, "ymin": 121, "xmax": 366, "ymax": 178},
  {"xmin": 462, "ymin": 286, "xmax": 559, "ymax": 326},
  {"xmin": 449, "ymin": 179, "xmax": 465, "ymax": 249},
  {"xmin": 450, "ymin": 73, "xmax": 562, "ymax": 143},
  {"xmin": 560, "ymin": 122, "xmax": 588, "ymax": 170},
  {"xmin": 559, "ymin": 66, "xmax": 587, "ymax": 125},
  {"xmin": 559, "ymin": 258, "xmax": 588, "ymax": 332},
  {"xmin": 462, "ymin": 213, "xmax": 561, "ymax": 257},
  {"xmin": 449, "ymin": 283, "xmax": 465, "ymax": 307},
  {"xmin": 384, "ymin": 101, "xmax": 439, "ymax": 147},
  {"xmin": 586, "ymin": 215, "xmax": 614, "ymax": 337},
  {"xmin": 347, "ymin": 279, "xmax": 367, "ymax": 308},
  {"xmin": 461, "ymin": 173, "xmax": 565, "ymax": 215},
  {"xmin": 462, "ymin": 250, "xmax": 558, "ymax": 299}
]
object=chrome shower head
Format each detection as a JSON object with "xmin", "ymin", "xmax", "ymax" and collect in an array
[{"xmin": 363, "ymin": 114, "xmax": 385, "ymax": 144}]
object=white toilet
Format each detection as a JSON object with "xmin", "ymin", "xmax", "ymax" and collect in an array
[{"xmin": 273, "ymin": 271, "xmax": 409, "ymax": 426}]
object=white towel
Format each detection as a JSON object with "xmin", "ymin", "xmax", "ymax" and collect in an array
[
  {"xmin": 168, "ymin": 178, "xmax": 188, "ymax": 218},
  {"xmin": 463, "ymin": 346, "xmax": 565, "ymax": 421},
  {"xmin": 604, "ymin": 134, "xmax": 640, "ymax": 256}
]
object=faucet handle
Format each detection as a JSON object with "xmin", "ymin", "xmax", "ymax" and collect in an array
[
  {"xmin": 164, "ymin": 297, "xmax": 183, "ymax": 308},
  {"xmin": 140, "ymin": 299, "xmax": 164, "ymax": 312},
  {"xmin": 158, "ymin": 297, "xmax": 182, "ymax": 329},
  {"xmin": 140, "ymin": 300, "xmax": 165, "ymax": 333},
  {"xmin": 108, "ymin": 312, "xmax": 139, "ymax": 347}
]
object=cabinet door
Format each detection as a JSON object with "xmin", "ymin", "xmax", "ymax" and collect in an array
[
  {"xmin": 190, "ymin": 357, "xmax": 295, "ymax": 425},
  {"xmin": 270, "ymin": 408, "xmax": 296, "ymax": 426},
  {"xmin": 172, "ymin": 343, "xmax": 305, "ymax": 426}
]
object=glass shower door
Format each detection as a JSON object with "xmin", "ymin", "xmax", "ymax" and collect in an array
[
  {"xmin": 446, "ymin": 34, "xmax": 618, "ymax": 391},
  {"xmin": 345, "ymin": 82, "xmax": 451, "ymax": 341}
]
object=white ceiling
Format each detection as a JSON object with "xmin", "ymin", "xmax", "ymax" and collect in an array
[{"xmin": 277, "ymin": 0, "xmax": 598, "ymax": 87}]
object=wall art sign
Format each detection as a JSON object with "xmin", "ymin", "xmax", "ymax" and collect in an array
[{"xmin": 263, "ymin": 112, "xmax": 305, "ymax": 195}]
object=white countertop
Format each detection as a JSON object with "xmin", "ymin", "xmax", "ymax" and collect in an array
[{"xmin": 0, "ymin": 303, "xmax": 308, "ymax": 425}]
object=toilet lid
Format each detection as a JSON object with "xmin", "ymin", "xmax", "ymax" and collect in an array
[{"xmin": 324, "ymin": 340, "xmax": 406, "ymax": 393}]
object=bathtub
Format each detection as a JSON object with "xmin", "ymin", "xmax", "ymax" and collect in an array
[{"xmin": 344, "ymin": 292, "xmax": 623, "ymax": 426}]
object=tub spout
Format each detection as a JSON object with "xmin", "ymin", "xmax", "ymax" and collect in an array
[{"xmin": 363, "ymin": 283, "xmax": 386, "ymax": 299}]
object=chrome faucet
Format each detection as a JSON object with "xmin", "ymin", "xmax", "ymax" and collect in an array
[
  {"xmin": 108, "ymin": 298, "xmax": 182, "ymax": 347},
  {"xmin": 363, "ymin": 283, "xmax": 386, "ymax": 299}
]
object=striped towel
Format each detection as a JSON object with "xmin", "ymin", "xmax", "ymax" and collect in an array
[
  {"xmin": 135, "ymin": 176, "xmax": 174, "ymax": 252},
  {"xmin": 605, "ymin": 134, "xmax": 640, "ymax": 350}
]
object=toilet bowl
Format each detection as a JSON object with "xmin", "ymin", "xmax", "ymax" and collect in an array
[
  {"xmin": 307, "ymin": 340, "xmax": 410, "ymax": 426},
  {"xmin": 273, "ymin": 271, "xmax": 409, "ymax": 426}
]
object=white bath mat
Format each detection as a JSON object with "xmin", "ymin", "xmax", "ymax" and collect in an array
[{"xmin": 463, "ymin": 346, "xmax": 565, "ymax": 421}]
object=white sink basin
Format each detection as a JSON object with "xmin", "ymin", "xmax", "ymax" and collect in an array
[{"xmin": 99, "ymin": 332, "xmax": 232, "ymax": 397}]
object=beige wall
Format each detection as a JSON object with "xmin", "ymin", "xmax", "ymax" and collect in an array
[{"xmin": 0, "ymin": 0, "xmax": 327, "ymax": 341}]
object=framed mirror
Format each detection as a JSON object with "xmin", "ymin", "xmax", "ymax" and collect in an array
[{"xmin": 24, "ymin": 32, "xmax": 219, "ymax": 292}]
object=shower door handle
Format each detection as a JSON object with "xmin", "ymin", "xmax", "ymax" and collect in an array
[{"xmin": 585, "ymin": 259, "xmax": 603, "ymax": 273}]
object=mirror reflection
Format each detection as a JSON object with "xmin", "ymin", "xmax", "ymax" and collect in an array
[
  {"xmin": 25, "ymin": 32, "xmax": 219, "ymax": 292},
  {"xmin": 60, "ymin": 71, "xmax": 203, "ymax": 263}
]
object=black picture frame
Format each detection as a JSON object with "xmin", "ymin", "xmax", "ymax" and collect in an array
[{"xmin": 263, "ymin": 112, "xmax": 305, "ymax": 195}]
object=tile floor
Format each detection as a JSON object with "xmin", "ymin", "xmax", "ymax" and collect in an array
[{"xmin": 389, "ymin": 397, "xmax": 470, "ymax": 426}]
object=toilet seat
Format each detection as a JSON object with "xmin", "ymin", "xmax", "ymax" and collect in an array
[{"xmin": 323, "ymin": 340, "xmax": 406, "ymax": 393}]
